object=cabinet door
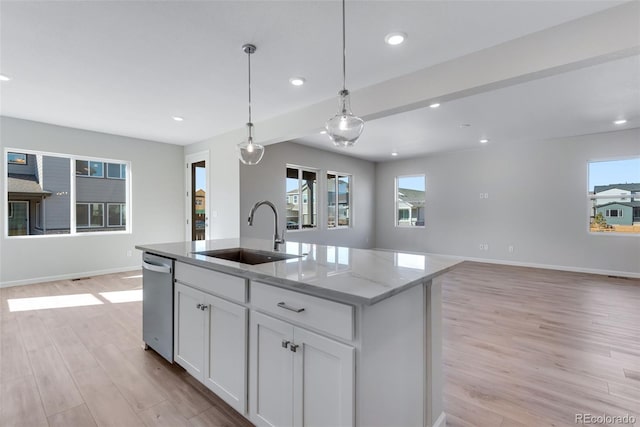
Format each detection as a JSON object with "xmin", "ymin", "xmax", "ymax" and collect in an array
[
  {"xmin": 293, "ymin": 328, "xmax": 354, "ymax": 427},
  {"xmin": 174, "ymin": 282, "xmax": 205, "ymax": 381},
  {"xmin": 204, "ymin": 294, "xmax": 248, "ymax": 414},
  {"xmin": 250, "ymin": 312, "xmax": 294, "ymax": 427}
]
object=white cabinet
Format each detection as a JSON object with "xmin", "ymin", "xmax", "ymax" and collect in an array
[
  {"xmin": 250, "ymin": 311, "xmax": 354, "ymax": 427},
  {"xmin": 174, "ymin": 283, "xmax": 205, "ymax": 380},
  {"xmin": 174, "ymin": 282, "xmax": 248, "ymax": 414}
]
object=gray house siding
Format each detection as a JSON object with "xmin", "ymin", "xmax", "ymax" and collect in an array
[
  {"xmin": 595, "ymin": 203, "xmax": 633, "ymax": 226},
  {"xmin": 76, "ymin": 176, "xmax": 126, "ymax": 203},
  {"xmin": 41, "ymin": 156, "xmax": 71, "ymax": 231}
]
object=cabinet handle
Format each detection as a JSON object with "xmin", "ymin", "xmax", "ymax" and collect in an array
[
  {"xmin": 290, "ymin": 344, "xmax": 299, "ymax": 353},
  {"xmin": 196, "ymin": 303, "xmax": 203, "ymax": 310},
  {"xmin": 281, "ymin": 340, "xmax": 290, "ymax": 349},
  {"xmin": 201, "ymin": 304, "xmax": 208, "ymax": 311},
  {"xmin": 277, "ymin": 302, "xmax": 305, "ymax": 313}
]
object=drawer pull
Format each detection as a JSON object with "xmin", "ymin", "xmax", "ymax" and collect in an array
[
  {"xmin": 277, "ymin": 302, "xmax": 305, "ymax": 313},
  {"xmin": 281, "ymin": 340, "xmax": 290, "ymax": 349}
]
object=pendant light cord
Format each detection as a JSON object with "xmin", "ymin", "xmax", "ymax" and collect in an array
[
  {"xmin": 342, "ymin": 0, "xmax": 346, "ymax": 91},
  {"xmin": 247, "ymin": 50, "xmax": 252, "ymax": 126}
]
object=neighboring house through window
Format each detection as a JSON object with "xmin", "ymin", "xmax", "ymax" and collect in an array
[
  {"xmin": 589, "ymin": 158, "xmax": 640, "ymax": 234},
  {"xmin": 286, "ymin": 166, "xmax": 317, "ymax": 230},
  {"xmin": 395, "ymin": 175, "xmax": 426, "ymax": 227},
  {"xmin": 327, "ymin": 172, "xmax": 351, "ymax": 228},
  {"xmin": 5, "ymin": 149, "xmax": 130, "ymax": 236}
]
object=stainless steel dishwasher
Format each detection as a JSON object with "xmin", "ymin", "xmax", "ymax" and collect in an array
[{"xmin": 142, "ymin": 252, "xmax": 174, "ymax": 362}]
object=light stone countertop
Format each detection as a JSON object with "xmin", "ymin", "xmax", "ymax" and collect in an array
[{"xmin": 136, "ymin": 238, "xmax": 462, "ymax": 305}]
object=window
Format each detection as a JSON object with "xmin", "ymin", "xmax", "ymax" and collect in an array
[
  {"xmin": 76, "ymin": 160, "xmax": 104, "ymax": 177},
  {"xmin": 286, "ymin": 166, "xmax": 317, "ymax": 230},
  {"xmin": 589, "ymin": 158, "xmax": 640, "ymax": 234},
  {"xmin": 5, "ymin": 149, "xmax": 130, "ymax": 237},
  {"xmin": 107, "ymin": 203, "xmax": 126, "ymax": 227},
  {"xmin": 107, "ymin": 163, "xmax": 126, "ymax": 179},
  {"xmin": 327, "ymin": 173, "xmax": 351, "ymax": 228},
  {"xmin": 76, "ymin": 203, "xmax": 104, "ymax": 228},
  {"xmin": 8, "ymin": 152, "xmax": 27, "ymax": 165},
  {"xmin": 396, "ymin": 175, "xmax": 426, "ymax": 227}
]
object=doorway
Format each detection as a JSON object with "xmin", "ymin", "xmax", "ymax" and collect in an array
[
  {"xmin": 8, "ymin": 201, "xmax": 29, "ymax": 236},
  {"xmin": 186, "ymin": 152, "xmax": 209, "ymax": 241}
]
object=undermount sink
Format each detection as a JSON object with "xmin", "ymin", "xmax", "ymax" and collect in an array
[{"xmin": 192, "ymin": 248, "xmax": 302, "ymax": 265}]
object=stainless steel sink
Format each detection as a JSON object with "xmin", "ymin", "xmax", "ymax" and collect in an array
[{"xmin": 192, "ymin": 248, "xmax": 302, "ymax": 265}]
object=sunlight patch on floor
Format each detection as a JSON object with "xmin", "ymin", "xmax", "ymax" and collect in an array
[
  {"xmin": 7, "ymin": 293, "xmax": 103, "ymax": 312},
  {"xmin": 99, "ymin": 289, "xmax": 142, "ymax": 303}
]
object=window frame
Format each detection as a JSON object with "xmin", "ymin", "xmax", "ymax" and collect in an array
[
  {"xmin": 76, "ymin": 202, "xmax": 105, "ymax": 229},
  {"xmin": 587, "ymin": 156, "xmax": 639, "ymax": 237},
  {"xmin": 395, "ymin": 174, "xmax": 426, "ymax": 228},
  {"xmin": 327, "ymin": 171, "xmax": 352, "ymax": 230},
  {"xmin": 5, "ymin": 147, "xmax": 132, "ymax": 238},
  {"xmin": 107, "ymin": 203, "xmax": 126, "ymax": 227},
  {"xmin": 106, "ymin": 162, "xmax": 126, "ymax": 179},
  {"xmin": 76, "ymin": 159, "xmax": 105, "ymax": 178},
  {"xmin": 286, "ymin": 164, "xmax": 319, "ymax": 232},
  {"xmin": 8, "ymin": 152, "xmax": 27, "ymax": 165}
]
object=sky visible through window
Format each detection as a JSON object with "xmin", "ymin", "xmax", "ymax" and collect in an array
[
  {"xmin": 398, "ymin": 175, "xmax": 425, "ymax": 191},
  {"xmin": 588, "ymin": 158, "xmax": 640, "ymax": 192}
]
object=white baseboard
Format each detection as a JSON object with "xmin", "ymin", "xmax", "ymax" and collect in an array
[
  {"xmin": 373, "ymin": 248, "xmax": 640, "ymax": 279},
  {"xmin": 0, "ymin": 266, "xmax": 141, "ymax": 288},
  {"xmin": 433, "ymin": 412, "xmax": 446, "ymax": 427}
]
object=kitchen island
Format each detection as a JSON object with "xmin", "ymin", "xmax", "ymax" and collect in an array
[{"xmin": 137, "ymin": 238, "xmax": 461, "ymax": 427}]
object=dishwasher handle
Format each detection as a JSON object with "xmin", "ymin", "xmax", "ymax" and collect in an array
[{"xmin": 142, "ymin": 261, "xmax": 172, "ymax": 274}]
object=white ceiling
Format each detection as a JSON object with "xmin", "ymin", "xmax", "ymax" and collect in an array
[
  {"xmin": 294, "ymin": 54, "xmax": 640, "ymax": 161},
  {"xmin": 0, "ymin": 0, "xmax": 629, "ymax": 151}
]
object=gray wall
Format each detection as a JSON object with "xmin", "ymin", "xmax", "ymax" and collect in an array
[
  {"xmin": 1, "ymin": 117, "xmax": 185, "ymax": 286},
  {"xmin": 240, "ymin": 142, "xmax": 376, "ymax": 249},
  {"xmin": 375, "ymin": 128, "xmax": 640, "ymax": 276}
]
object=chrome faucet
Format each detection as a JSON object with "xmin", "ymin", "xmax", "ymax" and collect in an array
[{"xmin": 248, "ymin": 200, "xmax": 285, "ymax": 251}]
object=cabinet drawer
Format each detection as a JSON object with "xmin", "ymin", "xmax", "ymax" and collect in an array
[
  {"xmin": 175, "ymin": 262, "xmax": 247, "ymax": 303},
  {"xmin": 251, "ymin": 282, "xmax": 354, "ymax": 341}
]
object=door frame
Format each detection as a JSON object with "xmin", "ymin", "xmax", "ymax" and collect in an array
[
  {"xmin": 8, "ymin": 200, "xmax": 29, "ymax": 236},
  {"xmin": 185, "ymin": 151, "xmax": 210, "ymax": 241}
]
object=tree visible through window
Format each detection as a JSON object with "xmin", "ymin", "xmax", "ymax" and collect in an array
[{"xmin": 588, "ymin": 158, "xmax": 640, "ymax": 234}]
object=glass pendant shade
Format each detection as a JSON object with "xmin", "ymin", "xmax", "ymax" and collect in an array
[
  {"xmin": 325, "ymin": 89, "xmax": 364, "ymax": 147},
  {"xmin": 238, "ymin": 122, "xmax": 264, "ymax": 165}
]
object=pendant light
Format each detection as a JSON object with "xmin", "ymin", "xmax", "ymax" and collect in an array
[
  {"xmin": 237, "ymin": 43, "xmax": 264, "ymax": 165},
  {"xmin": 325, "ymin": 0, "xmax": 364, "ymax": 147}
]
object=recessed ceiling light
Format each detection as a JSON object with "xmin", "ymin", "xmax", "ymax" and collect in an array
[
  {"xmin": 320, "ymin": 130, "xmax": 327, "ymax": 134},
  {"xmin": 429, "ymin": 103, "xmax": 441, "ymax": 108},
  {"xmin": 172, "ymin": 116, "xmax": 184, "ymax": 122},
  {"xmin": 613, "ymin": 119, "xmax": 627, "ymax": 125},
  {"xmin": 391, "ymin": 152, "xmax": 399, "ymax": 157},
  {"xmin": 289, "ymin": 77, "xmax": 306, "ymax": 86},
  {"xmin": 479, "ymin": 139, "xmax": 489, "ymax": 144},
  {"xmin": 384, "ymin": 32, "xmax": 407, "ymax": 46},
  {"xmin": 0, "ymin": 74, "xmax": 11, "ymax": 81}
]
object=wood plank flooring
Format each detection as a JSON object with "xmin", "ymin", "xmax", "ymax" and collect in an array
[{"xmin": 0, "ymin": 263, "xmax": 638, "ymax": 426}]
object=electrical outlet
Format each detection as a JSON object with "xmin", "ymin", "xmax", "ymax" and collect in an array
[
  {"xmin": 479, "ymin": 243, "xmax": 484, "ymax": 250},
  {"xmin": 126, "ymin": 250, "xmax": 132, "ymax": 257},
  {"xmin": 483, "ymin": 244, "xmax": 489, "ymax": 251},
  {"xmin": 508, "ymin": 245, "xmax": 514, "ymax": 253},
  {"xmin": 483, "ymin": 193, "xmax": 489, "ymax": 199}
]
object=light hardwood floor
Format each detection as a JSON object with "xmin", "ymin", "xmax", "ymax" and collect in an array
[{"xmin": 0, "ymin": 262, "xmax": 638, "ymax": 427}]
